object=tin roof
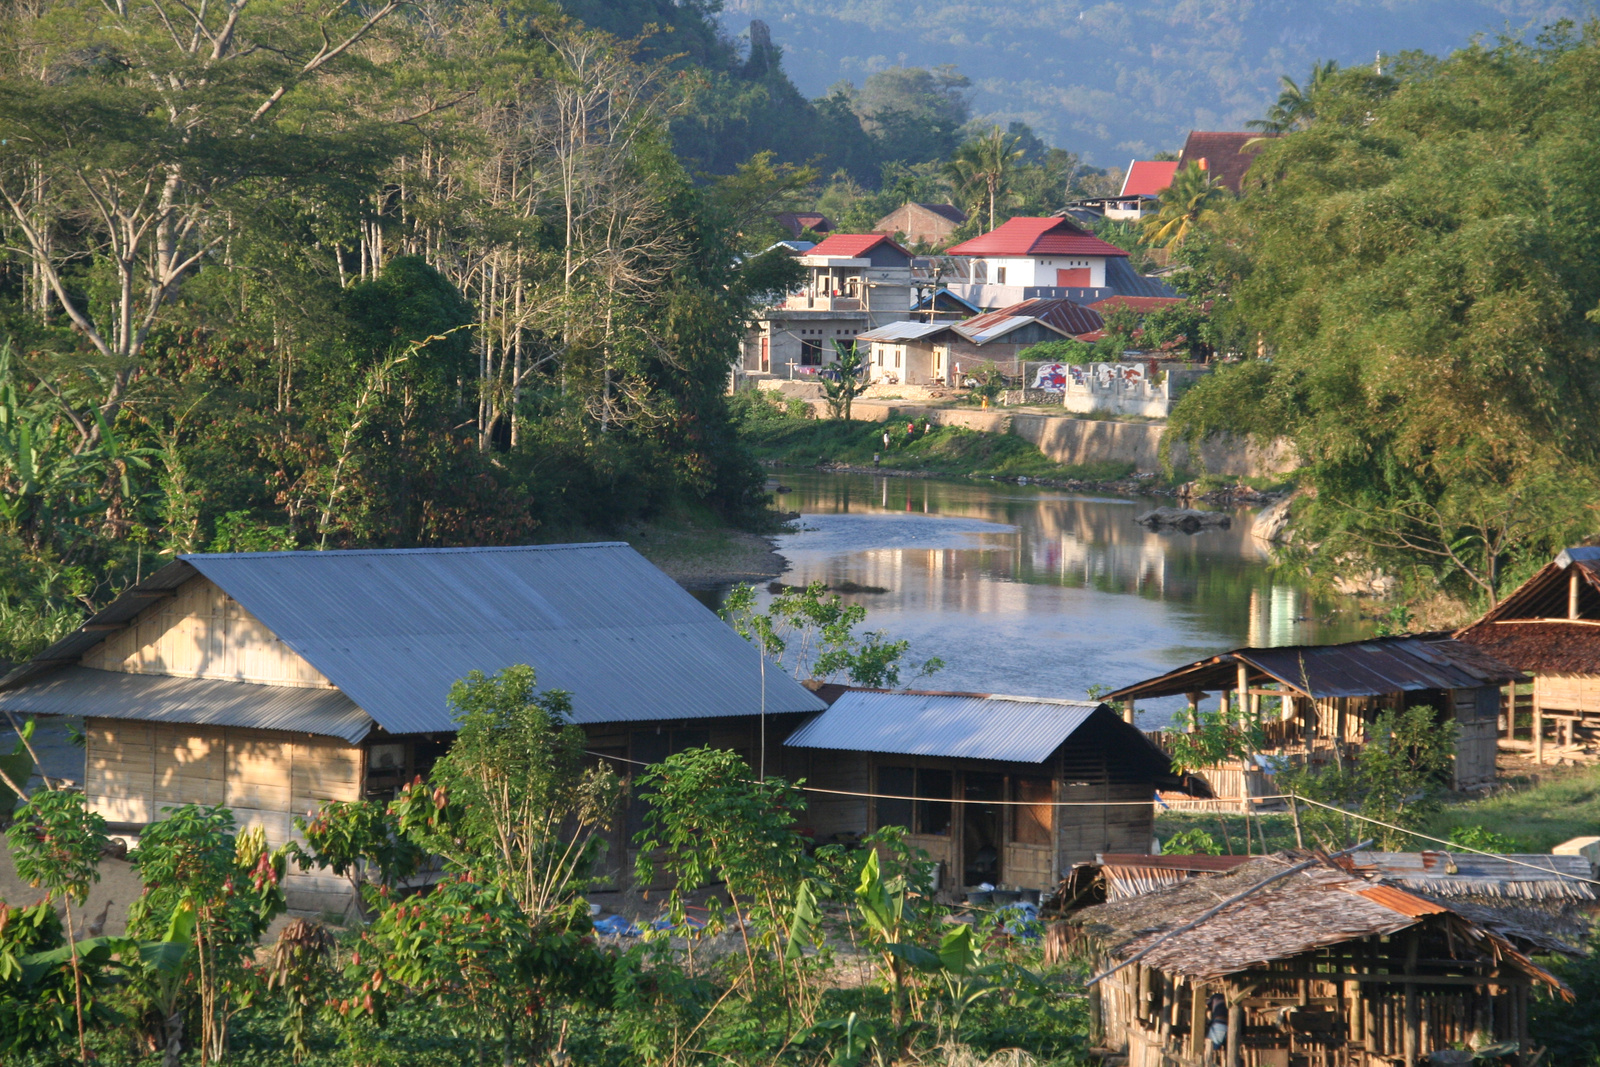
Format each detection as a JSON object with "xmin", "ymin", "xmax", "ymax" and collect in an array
[
  {"xmin": 953, "ymin": 298, "xmax": 1103, "ymax": 344},
  {"xmin": 0, "ymin": 666, "xmax": 373, "ymax": 744},
  {"xmin": 1104, "ymin": 257, "xmax": 1180, "ymax": 299},
  {"xmin": 1120, "ymin": 160, "xmax": 1180, "ymax": 197},
  {"xmin": 946, "ymin": 217, "xmax": 1129, "ymax": 258},
  {"xmin": 857, "ymin": 321, "xmax": 951, "ymax": 343},
  {"xmin": 1176, "ymin": 131, "xmax": 1276, "ymax": 193},
  {"xmin": 1104, "ymin": 634, "xmax": 1524, "ymax": 702},
  {"xmin": 784, "ymin": 689, "xmax": 1109, "ymax": 763},
  {"xmin": 1, "ymin": 544, "xmax": 825, "ymax": 738},
  {"xmin": 1347, "ymin": 851, "xmax": 1596, "ymax": 900}
]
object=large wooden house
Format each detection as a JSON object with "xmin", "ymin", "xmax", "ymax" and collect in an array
[
  {"xmin": 0, "ymin": 544, "xmax": 825, "ymax": 911},
  {"xmin": 1105, "ymin": 634, "xmax": 1523, "ymax": 799},
  {"xmin": 1456, "ymin": 546, "xmax": 1600, "ymax": 762}
]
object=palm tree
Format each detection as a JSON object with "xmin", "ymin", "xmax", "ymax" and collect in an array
[
  {"xmin": 944, "ymin": 126, "xmax": 1024, "ymax": 230},
  {"xmin": 1141, "ymin": 162, "xmax": 1227, "ymax": 248},
  {"xmin": 1247, "ymin": 59, "xmax": 1339, "ymax": 134}
]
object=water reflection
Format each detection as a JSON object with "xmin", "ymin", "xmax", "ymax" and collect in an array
[{"xmin": 763, "ymin": 471, "xmax": 1369, "ymax": 728}]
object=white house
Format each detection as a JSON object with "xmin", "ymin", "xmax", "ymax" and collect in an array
[{"xmin": 944, "ymin": 217, "xmax": 1135, "ymax": 308}]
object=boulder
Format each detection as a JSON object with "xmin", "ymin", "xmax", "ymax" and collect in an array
[
  {"xmin": 1133, "ymin": 507, "xmax": 1231, "ymax": 533},
  {"xmin": 1252, "ymin": 493, "xmax": 1297, "ymax": 544}
]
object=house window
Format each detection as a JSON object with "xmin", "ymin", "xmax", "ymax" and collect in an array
[
  {"xmin": 1011, "ymin": 777, "xmax": 1053, "ymax": 845},
  {"xmin": 801, "ymin": 339, "xmax": 824, "ymax": 366},
  {"xmin": 874, "ymin": 765, "xmax": 952, "ymax": 836},
  {"xmin": 996, "ymin": 266, "xmax": 1007, "ymax": 285},
  {"xmin": 895, "ymin": 347, "xmax": 902, "ymax": 369}
]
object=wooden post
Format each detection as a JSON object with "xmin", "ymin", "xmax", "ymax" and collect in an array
[
  {"xmin": 1226, "ymin": 997, "xmax": 1242, "ymax": 1067},
  {"xmin": 1087, "ymin": 982, "xmax": 1103, "ymax": 1047},
  {"xmin": 1236, "ymin": 661, "xmax": 1250, "ymax": 727},
  {"xmin": 1570, "ymin": 569, "xmax": 1580, "ymax": 620},
  {"xmin": 1534, "ymin": 688, "xmax": 1544, "ymax": 765},
  {"xmin": 1504, "ymin": 683, "xmax": 1514, "ymax": 741},
  {"xmin": 1290, "ymin": 794, "xmax": 1305, "ymax": 850},
  {"xmin": 1403, "ymin": 929, "xmax": 1420, "ymax": 1067},
  {"xmin": 1190, "ymin": 982, "xmax": 1206, "ymax": 1061}
]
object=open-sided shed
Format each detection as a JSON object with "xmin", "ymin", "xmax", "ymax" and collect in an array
[
  {"xmin": 1056, "ymin": 851, "xmax": 1574, "ymax": 1067},
  {"xmin": 1104, "ymin": 635, "xmax": 1522, "ymax": 792}
]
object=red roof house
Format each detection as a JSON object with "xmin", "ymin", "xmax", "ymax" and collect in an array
[
  {"xmin": 946, "ymin": 216, "xmax": 1129, "ymax": 259},
  {"xmin": 1089, "ymin": 295, "xmax": 1185, "ymax": 315},
  {"xmin": 1120, "ymin": 161, "xmax": 1180, "ymax": 198},
  {"xmin": 953, "ymin": 298, "xmax": 1105, "ymax": 344},
  {"xmin": 804, "ymin": 233, "xmax": 914, "ymax": 262}
]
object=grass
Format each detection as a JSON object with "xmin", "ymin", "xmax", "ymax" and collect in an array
[
  {"xmin": 739, "ymin": 415, "xmax": 1137, "ymax": 484},
  {"xmin": 1154, "ymin": 763, "xmax": 1600, "ymax": 855}
]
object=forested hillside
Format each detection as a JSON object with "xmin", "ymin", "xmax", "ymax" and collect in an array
[
  {"xmin": 718, "ymin": 0, "xmax": 1582, "ymax": 164},
  {"xmin": 0, "ymin": 0, "xmax": 819, "ymax": 661}
]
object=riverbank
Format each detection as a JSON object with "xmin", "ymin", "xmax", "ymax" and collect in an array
[{"xmin": 622, "ymin": 518, "xmax": 789, "ymax": 589}]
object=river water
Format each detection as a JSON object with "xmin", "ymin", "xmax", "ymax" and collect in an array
[{"xmin": 759, "ymin": 470, "xmax": 1371, "ymax": 729}]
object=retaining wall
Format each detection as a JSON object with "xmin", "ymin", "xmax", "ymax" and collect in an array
[{"xmin": 803, "ymin": 400, "xmax": 1297, "ymax": 478}]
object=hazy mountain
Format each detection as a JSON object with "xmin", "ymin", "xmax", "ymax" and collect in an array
[{"xmin": 717, "ymin": 1, "xmax": 1580, "ymax": 165}]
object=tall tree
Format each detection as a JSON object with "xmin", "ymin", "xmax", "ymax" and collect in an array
[{"xmin": 944, "ymin": 125, "xmax": 1024, "ymax": 230}]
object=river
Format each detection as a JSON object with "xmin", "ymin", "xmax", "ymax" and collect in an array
[{"xmin": 756, "ymin": 470, "xmax": 1371, "ymax": 729}]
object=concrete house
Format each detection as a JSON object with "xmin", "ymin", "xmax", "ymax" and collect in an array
[
  {"xmin": 858, "ymin": 297, "xmax": 1104, "ymax": 387},
  {"xmin": 739, "ymin": 233, "xmax": 916, "ymax": 380},
  {"xmin": 943, "ymin": 216, "xmax": 1180, "ymax": 309},
  {"xmin": 0, "ymin": 544, "xmax": 824, "ymax": 911}
]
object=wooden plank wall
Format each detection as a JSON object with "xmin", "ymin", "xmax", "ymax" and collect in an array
[
  {"xmin": 84, "ymin": 719, "xmax": 362, "ymax": 914},
  {"xmin": 82, "ymin": 576, "xmax": 329, "ymax": 688},
  {"xmin": 1534, "ymin": 673, "xmax": 1600, "ymax": 716},
  {"xmin": 1451, "ymin": 687, "xmax": 1499, "ymax": 789}
]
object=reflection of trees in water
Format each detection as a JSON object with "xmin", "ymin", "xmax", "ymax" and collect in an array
[{"xmin": 782, "ymin": 472, "xmax": 1368, "ymax": 648}]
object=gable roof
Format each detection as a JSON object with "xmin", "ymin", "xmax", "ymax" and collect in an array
[
  {"xmin": 775, "ymin": 211, "xmax": 832, "ymax": 238},
  {"xmin": 857, "ymin": 321, "xmax": 951, "ymax": 343},
  {"xmin": 784, "ymin": 689, "xmax": 1165, "ymax": 766},
  {"xmin": 1104, "ymin": 633, "xmax": 1523, "ymax": 703},
  {"xmin": 915, "ymin": 202, "xmax": 966, "ymax": 224},
  {"xmin": 911, "ymin": 287, "xmax": 982, "ymax": 315},
  {"xmin": 945, "ymin": 217, "xmax": 1129, "ymax": 259},
  {"xmin": 1121, "ymin": 160, "xmax": 1180, "ymax": 197},
  {"xmin": 0, "ymin": 545, "xmax": 825, "ymax": 740},
  {"xmin": 953, "ymin": 298, "xmax": 1104, "ymax": 344},
  {"xmin": 1177, "ymin": 131, "xmax": 1275, "ymax": 193},
  {"xmin": 805, "ymin": 232, "xmax": 911, "ymax": 260},
  {"xmin": 1455, "ymin": 547, "xmax": 1600, "ymax": 672}
]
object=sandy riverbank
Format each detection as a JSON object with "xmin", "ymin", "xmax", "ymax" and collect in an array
[{"xmin": 625, "ymin": 522, "xmax": 789, "ymax": 589}]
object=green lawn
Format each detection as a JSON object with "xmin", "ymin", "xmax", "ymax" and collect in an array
[{"xmin": 1155, "ymin": 763, "xmax": 1600, "ymax": 855}]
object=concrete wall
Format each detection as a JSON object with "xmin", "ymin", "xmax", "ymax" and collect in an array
[{"xmin": 802, "ymin": 399, "xmax": 1298, "ymax": 478}]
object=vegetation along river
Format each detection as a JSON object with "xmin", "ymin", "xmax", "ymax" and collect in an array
[{"xmin": 755, "ymin": 470, "xmax": 1371, "ymax": 729}]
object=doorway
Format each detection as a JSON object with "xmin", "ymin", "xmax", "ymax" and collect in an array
[{"xmin": 962, "ymin": 772, "xmax": 1004, "ymax": 886}]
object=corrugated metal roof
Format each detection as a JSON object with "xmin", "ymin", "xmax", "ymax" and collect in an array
[
  {"xmin": 953, "ymin": 298, "xmax": 1104, "ymax": 344},
  {"xmin": 3, "ymin": 544, "xmax": 825, "ymax": 738},
  {"xmin": 784, "ymin": 690, "xmax": 1100, "ymax": 762},
  {"xmin": 806, "ymin": 233, "xmax": 910, "ymax": 259},
  {"xmin": 1120, "ymin": 160, "xmax": 1180, "ymax": 197},
  {"xmin": 1353, "ymin": 884, "xmax": 1450, "ymax": 917},
  {"xmin": 857, "ymin": 321, "xmax": 949, "ymax": 342},
  {"xmin": 0, "ymin": 666, "xmax": 373, "ymax": 743},
  {"xmin": 1104, "ymin": 257, "xmax": 1180, "ymax": 299},
  {"xmin": 1348, "ymin": 851, "xmax": 1596, "ymax": 899},
  {"xmin": 1105, "ymin": 634, "xmax": 1523, "ymax": 702}
]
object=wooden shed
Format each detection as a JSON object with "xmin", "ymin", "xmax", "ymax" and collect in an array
[
  {"xmin": 1105, "ymin": 635, "xmax": 1523, "ymax": 797},
  {"xmin": 1054, "ymin": 851, "xmax": 1574, "ymax": 1067},
  {"xmin": 1456, "ymin": 546, "xmax": 1600, "ymax": 762},
  {"xmin": 780, "ymin": 688, "xmax": 1196, "ymax": 895},
  {"xmin": 0, "ymin": 544, "xmax": 823, "ymax": 912}
]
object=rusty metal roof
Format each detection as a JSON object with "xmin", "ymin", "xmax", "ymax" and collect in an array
[
  {"xmin": 1104, "ymin": 634, "xmax": 1524, "ymax": 702},
  {"xmin": 1354, "ymin": 884, "xmax": 1450, "ymax": 917}
]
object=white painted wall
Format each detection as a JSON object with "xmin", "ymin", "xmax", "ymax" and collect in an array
[{"xmin": 973, "ymin": 256, "xmax": 1106, "ymax": 288}]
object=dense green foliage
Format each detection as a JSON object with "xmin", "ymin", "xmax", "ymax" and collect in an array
[{"xmin": 1167, "ymin": 25, "xmax": 1600, "ymax": 608}]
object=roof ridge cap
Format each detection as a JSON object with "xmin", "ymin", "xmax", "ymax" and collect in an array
[{"xmin": 181, "ymin": 542, "xmax": 631, "ymax": 561}]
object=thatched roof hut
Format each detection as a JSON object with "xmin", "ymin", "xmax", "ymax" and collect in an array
[{"xmin": 1052, "ymin": 851, "xmax": 1574, "ymax": 1067}]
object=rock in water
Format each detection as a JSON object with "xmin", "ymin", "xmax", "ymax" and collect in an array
[
  {"xmin": 1252, "ymin": 494, "xmax": 1296, "ymax": 544},
  {"xmin": 1133, "ymin": 507, "xmax": 1231, "ymax": 533}
]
